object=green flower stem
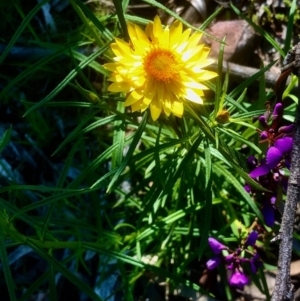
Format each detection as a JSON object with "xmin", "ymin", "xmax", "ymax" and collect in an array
[{"xmin": 0, "ymin": 230, "xmax": 17, "ymax": 301}]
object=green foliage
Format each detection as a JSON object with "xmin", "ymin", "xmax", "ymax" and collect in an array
[{"xmin": 0, "ymin": 0, "xmax": 295, "ymax": 300}]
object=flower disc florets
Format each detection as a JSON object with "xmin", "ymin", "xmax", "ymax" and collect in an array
[{"xmin": 104, "ymin": 16, "xmax": 218, "ymax": 121}]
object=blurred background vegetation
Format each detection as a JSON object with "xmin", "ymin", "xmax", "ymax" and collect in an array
[{"xmin": 1, "ymin": 0, "xmax": 300, "ymax": 300}]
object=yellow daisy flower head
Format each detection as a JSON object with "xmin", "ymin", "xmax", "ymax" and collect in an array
[{"xmin": 104, "ymin": 16, "xmax": 218, "ymax": 121}]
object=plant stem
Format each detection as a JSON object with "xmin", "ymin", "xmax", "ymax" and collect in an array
[{"xmin": 271, "ymin": 43, "xmax": 300, "ymax": 301}]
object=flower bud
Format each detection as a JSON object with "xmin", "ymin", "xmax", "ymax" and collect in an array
[
  {"xmin": 208, "ymin": 237, "xmax": 227, "ymax": 254},
  {"xmin": 244, "ymin": 231, "xmax": 258, "ymax": 247},
  {"xmin": 206, "ymin": 257, "xmax": 221, "ymax": 270}
]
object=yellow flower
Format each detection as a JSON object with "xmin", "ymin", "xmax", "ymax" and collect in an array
[{"xmin": 104, "ymin": 16, "xmax": 218, "ymax": 121}]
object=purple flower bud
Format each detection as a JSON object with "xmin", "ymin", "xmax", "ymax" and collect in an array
[
  {"xmin": 278, "ymin": 124, "xmax": 295, "ymax": 134},
  {"xmin": 244, "ymin": 231, "xmax": 258, "ymax": 247},
  {"xmin": 206, "ymin": 257, "xmax": 221, "ymax": 270},
  {"xmin": 270, "ymin": 196, "xmax": 276, "ymax": 205},
  {"xmin": 272, "ymin": 103, "xmax": 283, "ymax": 121},
  {"xmin": 258, "ymin": 115, "xmax": 267, "ymax": 128},
  {"xmin": 250, "ymin": 254, "xmax": 262, "ymax": 273},
  {"xmin": 229, "ymin": 271, "xmax": 249, "ymax": 289},
  {"xmin": 208, "ymin": 238, "xmax": 227, "ymax": 254},
  {"xmin": 262, "ymin": 204, "xmax": 275, "ymax": 227},
  {"xmin": 260, "ymin": 131, "xmax": 268, "ymax": 140}
]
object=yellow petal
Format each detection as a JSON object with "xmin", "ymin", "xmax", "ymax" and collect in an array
[
  {"xmin": 192, "ymin": 58, "xmax": 216, "ymax": 69},
  {"xmin": 186, "ymin": 31, "xmax": 203, "ymax": 49},
  {"xmin": 184, "ymin": 88, "xmax": 203, "ymax": 104},
  {"xmin": 145, "ymin": 21, "xmax": 154, "ymax": 40},
  {"xmin": 182, "ymin": 44, "xmax": 204, "ymax": 62},
  {"xmin": 197, "ymin": 71, "xmax": 218, "ymax": 81},
  {"xmin": 162, "ymin": 97, "xmax": 172, "ymax": 116},
  {"xmin": 127, "ymin": 22, "xmax": 137, "ymax": 40},
  {"xmin": 108, "ymin": 82, "xmax": 131, "ymax": 93},
  {"xmin": 150, "ymin": 98, "xmax": 162, "ymax": 121},
  {"xmin": 171, "ymin": 100, "xmax": 183, "ymax": 117},
  {"xmin": 169, "ymin": 20, "xmax": 183, "ymax": 46},
  {"xmin": 131, "ymin": 99, "xmax": 143, "ymax": 112},
  {"xmin": 115, "ymin": 38, "xmax": 132, "ymax": 55},
  {"xmin": 152, "ymin": 15, "xmax": 163, "ymax": 42},
  {"xmin": 103, "ymin": 62, "xmax": 118, "ymax": 72},
  {"xmin": 125, "ymin": 90, "xmax": 143, "ymax": 106},
  {"xmin": 134, "ymin": 23, "xmax": 150, "ymax": 44},
  {"xmin": 160, "ymin": 26, "xmax": 170, "ymax": 48},
  {"xmin": 143, "ymin": 84, "xmax": 155, "ymax": 105}
]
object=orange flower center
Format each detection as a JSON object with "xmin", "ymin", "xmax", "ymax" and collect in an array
[{"xmin": 144, "ymin": 49, "xmax": 181, "ymax": 82}]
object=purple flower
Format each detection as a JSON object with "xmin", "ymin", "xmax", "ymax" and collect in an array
[
  {"xmin": 249, "ymin": 137, "xmax": 293, "ymax": 178},
  {"xmin": 260, "ymin": 131, "xmax": 268, "ymax": 140},
  {"xmin": 271, "ymin": 103, "xmax": 283, "ymax": 121},
  {"xmin": 278, "ymin": 124, "xmax": 294, "ymax": 134},
  {"xmin": 206, "ymin": 257, "xmax": 221, "ymax": 270},
  {"xmin": 266, "ymin": 137, "xmax": 293, "ymax": 169},
  {"xmin": 208, "ymin": 238, "xmax": 227, "ymax": 254},
  {"xmin": 262, "ymin": 204, "xmax": 275, "ymax": 227},
  {"xmin": 244, "ymin": 231, "xmax": 258, "ymax": 247},
  {"xmin": 249, "ymin": 163, "xmax": 270, "ymax": 178},
  {"xmin": 258, "ymin": 115, "xmax": 267, "ymax": 128},
  {"xmin": 229, "ymin": 271, "xmax": 249, "ymax": 289},
  {"xmin": 250, "ymin": 254, "xmax": 262, "ymax": 273},
  {"xmin": 246, "ymin": 156, "xmax": 258, "ymax": 170}
]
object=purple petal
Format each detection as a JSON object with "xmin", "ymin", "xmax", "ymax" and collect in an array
[
  {"xmin": 249, "ymin": 164, "xmax": 270, "ymax": 178},
  {"xmin": 246, "ymin": 156, "xmax": 258, "ymax": 169},
  {"xmin": 274, "ymin": 137, "xmax": 293, "ymax": 154},
  {"xmin": 208, "ymin": 238, "xmax": 227, "ymax": 254},
  {"xmin": 272, "ymin": 103, "xmax": 283, "ymax": 121},
  {"xmin": 229, "ymin": 271, "xmax": 249, "ymax": 289},
  {"xmin": 266, "ymin": 146, "xmax": 282, "ymax": 169},
  {"xmin": 262, "ymin": 204, "xmax": 275, "ymax": 227},
  {"xmin": 278, "ymin": 124, "xmax": 295, "ymax": 134},
  {"xmin": 250, "ymin": 254, "xmax": 262, "ymax": 274},
  {"xmin": 225, "ymin": 254, "xmax": 234, "ymax": 264},
  {"xmin": 244, "ymin": 231, "xmax": 258, "ymax": 247},
  {"xmin": 206, "ymin": 257, "xmax": 221, "ymax": 270}
]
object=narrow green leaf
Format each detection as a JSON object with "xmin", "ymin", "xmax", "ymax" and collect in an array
[
  {"xmin": 107, "ymin": 111, "xmax": 149, "ymax": 192},
  {"xmin": 0, "ymin": 0, "xmax": 50, "ymax": 65},
  {"xmin": 23, "ymin": 46, "xmax": 109, "ymax": 116},
  {"xmin": 217, "ymin": 127, "xmax": 262, "ymax": 154},
  {"xmin": 230, "ymin": 3, "xmax": 284, "ymax": 57},
  {"xmin": 283, "ymin": 0, "xmax": 296, "ymax": 54},
  {"xmin": 215, "ymin": 162, "xmax": 263, "ymax": 221},
  {"xmin": 0, "ymin": 126, "xmax": 12, "ymax": 153},
  {"xmin": 112, "ymin": 0, "xmax": 129, "ymax": 41},
  {"xmin": 229, "ymin": 60, "xmax": 277, "ymax": 99},
  {"xmin": 26, "ymin": 241, "xmax": 103, "ymax": 301},
  {"xmin": 198, "ymin": 138, "xmax": 212, "ymax": 259},
  {"xmin": 0, "ymin": 230, "xmax": 17, "ymax": 301},
  {"xmin": 111, "ymin": 102, "xmax": 125, "ymax": 170},
  {"xmin": 52, "ymin": 114, "xmax": 117, "ymax": 156}
]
